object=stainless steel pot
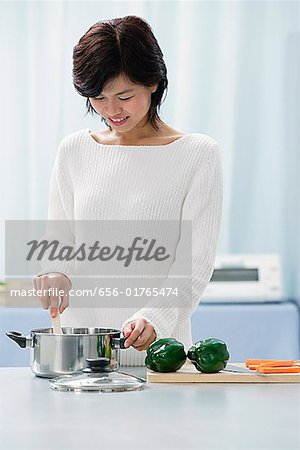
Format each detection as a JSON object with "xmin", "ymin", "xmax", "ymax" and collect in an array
[{"xmin": 6, "ymin": 327, "xmax": 126, "ymax": 378}]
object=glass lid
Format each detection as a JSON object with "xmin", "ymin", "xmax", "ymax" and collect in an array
[{"xmin": 49, "ymin": 358, "xmax": 145, "ymax": 393}]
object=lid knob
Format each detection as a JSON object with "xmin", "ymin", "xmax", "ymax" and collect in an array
[{"xmin": 82, "ymin": 358, "xmax": 113, "ymax": 373}]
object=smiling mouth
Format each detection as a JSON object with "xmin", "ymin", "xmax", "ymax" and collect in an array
[{"xmin": 108, "ymin": 116, "xmax": 129, "ymax": 125}]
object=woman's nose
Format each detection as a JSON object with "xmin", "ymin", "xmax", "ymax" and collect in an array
[
  {"xmin": 105, "ymin": 102, "xmax": 122, "ymax": 117},
  {"xmin": 107, "ymin": 110, "xmax": 122, "ymax": 117}
]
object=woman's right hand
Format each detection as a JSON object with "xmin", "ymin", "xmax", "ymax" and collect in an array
[{"xmin": 33, "ymin": 273, "xmax": 71, "ymax": 318}]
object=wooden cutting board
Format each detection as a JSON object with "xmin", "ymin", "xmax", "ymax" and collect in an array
[{"xmin": 147, "ymin": 361, "xmax": 300, "ymax": 383}]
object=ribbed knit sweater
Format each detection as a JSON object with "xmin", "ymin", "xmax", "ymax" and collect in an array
[{"xmin": 40, "ymin": 127, "xmax": 223, "ymax": 366}]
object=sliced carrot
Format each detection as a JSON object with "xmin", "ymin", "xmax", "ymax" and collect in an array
[
  {"xmin": 245, "ymin": 359, "xmax": 280, "ymax": 367},
  {"xmin": 245, "ymin": 359, "xmax": 299, "ymax": 367},
  {"xmin": 257, "ymin": 366, "xmax": 300, "ymax": 374},
  {"xmin": 259, "ymin": 361, "xmax": 298, "ymax": 368}
]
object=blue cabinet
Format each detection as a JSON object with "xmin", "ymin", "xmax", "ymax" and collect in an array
[{"xmin": 191, "ymin": 301, "xmax": 300, "ymax": 360}]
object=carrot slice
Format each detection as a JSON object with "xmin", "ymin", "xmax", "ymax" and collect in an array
[
  {"xmin": 245, "ymin": 359, "xmax": 298, "ymax": 367},
  {"xmin": 245, "ymin": 359, "xmax": 280, "ymax": 367},
  {"xmin": 257, "ymin": 366, "xmax": 300, "ymax": 374},
  {"xmin": 259, "ymin": 361, "xmax": 298, "ymax": 368}
]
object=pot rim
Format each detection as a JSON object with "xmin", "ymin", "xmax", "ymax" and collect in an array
[{"xmin": 30, "ymin": 327, "xmax": 122, "ymax": 336}]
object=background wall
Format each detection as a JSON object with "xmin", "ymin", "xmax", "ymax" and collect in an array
[{"xmin": 1, "ymin": 0, "xmax": 299, "ymax": 301}]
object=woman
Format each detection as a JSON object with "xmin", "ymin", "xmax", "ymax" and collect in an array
[{"xmin": 33, "ymin": 15, "xmax": 223, "ymax": 366}]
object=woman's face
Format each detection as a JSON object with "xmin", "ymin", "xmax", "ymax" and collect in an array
[{"xmin": 89, "ymin": 74, "xmax": 158, "ymax": 132}]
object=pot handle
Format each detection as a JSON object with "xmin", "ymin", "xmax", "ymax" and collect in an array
[
  {"xmin": 6, "ymin": 331, "xmax": 33, "ymax": 348},
  {"xmin": 113, "ymin": 336, "xmax": 127, "ymax": 350}
]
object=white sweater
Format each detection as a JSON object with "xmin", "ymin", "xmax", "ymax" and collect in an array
[{"xmin": 41, "ymin": 128, "xmax": 223, "ymax": 366}]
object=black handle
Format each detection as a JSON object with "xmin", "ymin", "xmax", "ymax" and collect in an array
[
  {"xmin": 6, "ymin": 331, "xmax": 27, "ymax": 348},
  {"xmin": 112, "ymin": 336, "xmax": 127, "ymax": 350},
  {"xmin": 82, "ymin": 357, "xmax": 112, "ymax": 373},
  {"xmin": 119, "ymin": 337, "xmax": 127, "ymax": 349}
]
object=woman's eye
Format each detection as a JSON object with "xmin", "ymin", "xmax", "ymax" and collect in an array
[{"xmin": 93, "ymin": 96, "xmax": 133, "ymax": 101}]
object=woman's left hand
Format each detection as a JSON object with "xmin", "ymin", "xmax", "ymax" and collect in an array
[{"xmin": 122, "ymin": 318, "xmax": 157, "ymax": 351}]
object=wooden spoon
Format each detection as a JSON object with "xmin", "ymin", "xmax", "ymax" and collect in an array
[{"xmin": 51, "ymin": 311, "xmax": 63, "ymax": 334}]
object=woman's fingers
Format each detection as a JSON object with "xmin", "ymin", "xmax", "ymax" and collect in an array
[
  {"xmin": 123, "ymin": 319, "xmax": 146, "ymax": 348},
  {"xmin": 40, "ymin": 275, "xmax": 59, "ymax": 317},
  {"xmin": 49, "ymin": 293, "xmax": 59, "ymax": 318},
  {"xmin": 47, "ymin": 274, "xmax": 61, "ymax": 317},
  {"xmin": 33, "ymin": 275, "xmax": 41, "ymax": 292},
  {"xmin": 132, "ymin": 323, "xmax": 157, "ymax": 350},
  {"xmin": 33, "ymin": 273, "xmax": 71, "ymax": 316},
  {"xmin": 133, "ymin": 338, "xmax": 155, "ymax": 352},
  {"xmin": 132, "ymin": 327, "xmax": 151, "ymax": 347},
  {"xmin": 59, "ymin": 291, "xmax": 69, "ymax": 314},
  {"xmin": 132, "ymin": 335, "xmax": 151, "ymax": 351},
  {"xmin": 39, "ymin": 275, "xmax": 51, "ymax": 310},
  {"xmin": 122, "ymin": 321, "xmax": 135, "ymax": 338},
  {"xmin": 122, "ymin": 319, "xmax": 157, "ymax": 350}
]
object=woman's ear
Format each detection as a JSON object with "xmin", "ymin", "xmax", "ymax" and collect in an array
[{"xmin": 149, "ymin": 83, "xmax": 158, "ymax": 94}]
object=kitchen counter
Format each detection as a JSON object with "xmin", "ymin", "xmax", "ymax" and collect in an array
[{"xmin": 0, "ymin": 367, "xmax": 299, "ymax": 450}]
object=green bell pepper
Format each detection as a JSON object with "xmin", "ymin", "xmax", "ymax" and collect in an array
[
  {"xmin": 145, "ymin": 338, "xmax": 186, "ymax": 372},
  {"xmin": 187, "ymin": 338, "xmax": 230, "ymax": 373}
]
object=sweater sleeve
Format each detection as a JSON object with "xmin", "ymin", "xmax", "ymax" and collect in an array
[
  {"xmin": 121, "ymin": 141, "xmax": 223, "ymax": 339},
  {"xmin": 35, "ymin": 139, "xmax": 75, "ymax": 282}
]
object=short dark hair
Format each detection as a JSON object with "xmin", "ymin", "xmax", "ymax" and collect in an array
[{"xmin": 72, "ymin": 15, "xmax": 168, "ymax": 131}]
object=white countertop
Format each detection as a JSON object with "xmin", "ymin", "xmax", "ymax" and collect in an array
[{"xmin": 0, "ymin": 367, "xmax": 299, "ymax": 450}]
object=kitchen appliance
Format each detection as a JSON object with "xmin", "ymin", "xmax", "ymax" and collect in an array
[
  {"xmin": 6, "ymin": 327, "xmax": 128, "ymax": 378},
  {"xmin": 201, "ymin": 254, "xmax": 282, "ymax": 302}
]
